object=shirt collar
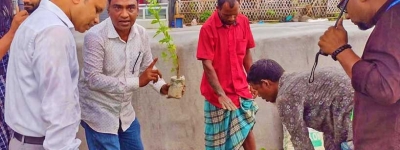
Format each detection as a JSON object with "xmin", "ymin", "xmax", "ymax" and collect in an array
[
  {"xmin": 372, "ymin": 0, "xmax": 393, "ymax": 25},
  {"xmin": 106, "ymin": 17, "xmax": 138, "ymax": 39},
  {"xmin": 41, "ymin": 0, "xmax": 74, "ymax": 29},
  {"xmin": 212, "ymin": 10, "xmax": 238, "ymax": 28},
  {"xmin": 278, "ymin": 72, "xmax": 289, "ymax": 89},
  {"xmin": 107, "ymin": 18, "xmax": 120, "ymax": 38}
]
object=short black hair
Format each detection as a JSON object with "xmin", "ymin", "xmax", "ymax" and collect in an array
[
  {"xmin": 217, "ymin": 0, "xmax": 240, "ymax": 9},
  {"xmin": 247, "ymin": 59, "xmax": 285, "ymax": 84}
]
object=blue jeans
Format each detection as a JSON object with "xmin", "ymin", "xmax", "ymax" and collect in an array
[{"xmin": 81, "ymin": 118, "xmax": 144, "ymax": 150}]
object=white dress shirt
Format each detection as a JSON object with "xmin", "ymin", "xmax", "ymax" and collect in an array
[
  {"xmin": 5, "ymin": 1, "xmax": 81, "ymax": 150},
  {"xmin": 79, "ymin": 18, "xmax": 165, "ymax": 134}
]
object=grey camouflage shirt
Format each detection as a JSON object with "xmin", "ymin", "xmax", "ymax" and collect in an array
[{"xmin": 276, "ymin": 67, "xmax": 354, "ymax": 150}]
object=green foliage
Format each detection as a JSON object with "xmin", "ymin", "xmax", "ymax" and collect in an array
[
  {"xmin": 148, "ymin": 0, "xmax": 179, "ymax": 76},
  {"xmin": 266, "ymin": 10, "xmax": 276, "ymax": 16},
  {"xmin": 333, "ymin": 12, "xmax": 340, "ymax": 18},
  {"xmin": 265, "ymin": 9, "xmax": 278, "ymax": 20},
  {"xmin": 199, "ymin": 10, "xmax": 212, "ymax": 22},
  {"xmin": 189, "ymin": 2, "xmax": 196, "ymax": 13}
]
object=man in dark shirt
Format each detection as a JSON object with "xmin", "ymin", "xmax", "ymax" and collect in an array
[{"xmin": 318, "ymin": 0, "xmax": 400, "ymax": 149}]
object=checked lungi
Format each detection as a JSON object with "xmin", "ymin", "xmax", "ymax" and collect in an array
[{"xmin": 204, "ymin": 98, "xmax": 258, "ymax": 150}]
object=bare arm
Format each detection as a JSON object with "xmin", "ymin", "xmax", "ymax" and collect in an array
[
  {"xmin": 202, "ymin": 59, "xmax": 236, "ymax": 110},
  {"xmin": 197, "ymin": 26, "xmax": 236, "ymax": 110},
  {"xmin": 243, "ymin": 49, "xmax": 253, "ymax": 74},
  {"xmin": 336, "ymin": 48, "xmax": 361, "ymax": 78},
  {"xmin": 202, "ymin": 60, "xmax": 225, "ymax": 96},
  {"xmin": 0, "ymin": 10, "xmax": 29, "ymax": 59},
  {"xmin": 0, "ymin": 32, "xmax": 14, "ymax": 59},
  {"xmin": 318, "ymin": 18, "xmax": 400, "ymax": 105}
]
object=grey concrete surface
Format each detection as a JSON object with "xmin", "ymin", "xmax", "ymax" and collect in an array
[{"xmin": 72, "ymin": 20, "xmax": 372, "ymax": 150}]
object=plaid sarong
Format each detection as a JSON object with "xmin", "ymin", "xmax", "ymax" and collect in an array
[{"xmin": 204, "ymin": 98, "xmax": 258, "ymax": 150}]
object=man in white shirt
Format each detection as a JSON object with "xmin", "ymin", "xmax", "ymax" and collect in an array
[
  {"xmin": 0, "ymin": 2, "xmax": 29, "ymax": 150},
  {"xmin": 78, "ymin": 0, "xmax": 178, "ymax": 149},
  {"xmin": 5, "ymin": 0, "xmax": 107, "ymax": 149}
]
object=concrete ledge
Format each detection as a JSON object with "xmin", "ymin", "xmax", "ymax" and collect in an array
[
  {"xmin": 73, "ymin": 20, "xmax": 372, "ymax": 150},
  {"xmin": 136, "ymin": 19, "xmax": 169, "ymax": 29}
]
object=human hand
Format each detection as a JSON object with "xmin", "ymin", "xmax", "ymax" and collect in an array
[
  {"xmin": 161, "ymin": 84, "xmax": 186, "ymax": 98},
  {"xmin": 318, "ymin": 18, "xmax": 348, "ymax": 55},
  {"xmin": 249, "ymin": 86, "xmax": 258, "ymax": 99},
  {"xmin": 160, "ymin": 84, "xmax": 170, "ymax": 95},
  {"xmin": 10, "ymin": 10, "xmax": 29, "ymax": 34},
  {"xmin": 139, "ymin": 58, "xmax": 162, "ymax": 87},
  {"xmin": 218, "ymin": 95, "xmax": 237, "ymax": 111}
]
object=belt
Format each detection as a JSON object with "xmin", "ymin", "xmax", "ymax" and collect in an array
[{"xmin": 13, "ymin": 132, "xmax": 45, "ymax": 145}]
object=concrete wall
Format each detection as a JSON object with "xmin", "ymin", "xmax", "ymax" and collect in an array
[{"xmin": 73, "ymin": 20, "xmax": 372, "ymax": 150}]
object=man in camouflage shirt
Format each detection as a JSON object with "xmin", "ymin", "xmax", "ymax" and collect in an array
[{"xmin": 247, "ymin": 59, "xmax": 353, "ymax": 150}]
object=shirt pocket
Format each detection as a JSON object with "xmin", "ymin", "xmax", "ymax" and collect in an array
[
  {"xmin": 130, "ymin": 51, "xmax": 144, "ymax": 77},
  {"xmin": 236, "ymin": 39, "xmax": 248, "ymax": 56}
]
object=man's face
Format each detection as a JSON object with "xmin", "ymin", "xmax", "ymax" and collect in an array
[
  {"xmin": 23, "ymin": 0, "xmax": 41, "ymax": 14},
  {"xmin": 249, "ymin": 80, "xmax": 278, "ymax": 103},
  {"xmin": 108, "ymin": 0, "xmax": 138, "ymax": 32},
  {"xmin": 70, "ymin": 0, "xmax": 107, "ymax": 33},
  {"xmin": 340, "ymin": 0, "xmax": 374, "ymax": 30},
  {"xmin": 217, "ymin": 1, "xmax": 239, "ymax": 25}
]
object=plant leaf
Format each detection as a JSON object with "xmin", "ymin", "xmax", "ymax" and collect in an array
[
  {"xmin": 147, "ymin": 0, "xmax": 179, "ymax": 73},
  {"xmin": 159, "ymin": 37, "xmax": 169, "ymax": 43},
  {"xmin": 154, "ymin": 30, "xmax": 162, "ymax": 38},
  {"xmin": 151, "ymin": 20, "xmax": 159, "ymax": 24}
]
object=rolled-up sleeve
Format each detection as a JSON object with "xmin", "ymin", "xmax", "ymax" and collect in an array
[
  {"xmin": 83, "ymin": 32, "xmax": 139, "ymax": 94},
  {"xmin": 33, "ymin": 26, "xmax": 81, "ymax": 150},
  {"xmin": 351, "ymin": 29, "xmax": 400, "ymax": 105}
]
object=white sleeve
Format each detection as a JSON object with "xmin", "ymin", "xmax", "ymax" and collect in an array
[
  {"xmin": 33, "ymin": 26, "xmax": 81, "ymax": 150},
  {"xmin": 83, "ymin": 32, "xmax": 139, "ymax": 94}
]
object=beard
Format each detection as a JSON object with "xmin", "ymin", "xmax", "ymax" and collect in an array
[
  {"xmin": 24, "ymin": 4, "xmax": 38, "ymax": 14},
  {"xmin": 357, "ymin": 22, "xmax": 373, "ymax": 30},
  {"xmin": 217, "ymin": 12, "xmax": 236, "ymax": 25},
  {"xmin": 222, "ymin": 20, "xmax": 235, "ymax": 25}
]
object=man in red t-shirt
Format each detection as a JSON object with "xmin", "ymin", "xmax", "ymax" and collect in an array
[{"xmin": 196, "ymin": 0, "xmax": 258, "ymax": 149}]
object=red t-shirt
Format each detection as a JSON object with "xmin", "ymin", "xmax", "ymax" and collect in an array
[{"xmin": 196, "ymin": 10, "xmax": 255, "ymax": 108}]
